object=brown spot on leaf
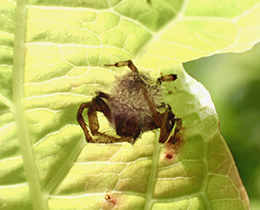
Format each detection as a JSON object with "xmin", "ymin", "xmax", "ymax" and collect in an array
[
  {"xmin": 165, "ymin": 153, "xmax": 173, "ymax": 160},
  {"xmin": 164, "ymin": 143, "xmax": 176, "ymax": 161},
  {"xmin": 104, "ymin": 192, "xmax": 117, "ymax": 206},
  {"xmin": 164, "ymin": 132, "xmax": 185, "ymax": 161}
]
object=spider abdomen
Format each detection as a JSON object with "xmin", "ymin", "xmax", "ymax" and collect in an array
[{"xmin": 108, "ymin": 71, "xmax": 163, "ymax": 136}]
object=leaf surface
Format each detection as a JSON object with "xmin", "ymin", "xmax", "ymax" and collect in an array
[{"xmin": 1, "ymin": 0, "xmax": 259, "ymax": 209}]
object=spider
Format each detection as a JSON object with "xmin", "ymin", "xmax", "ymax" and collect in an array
[{"xmin": 77, "ymin": 60, "xmax": 181, "ymax": 144}]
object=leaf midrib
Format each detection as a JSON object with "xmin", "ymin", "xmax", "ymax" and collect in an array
[
  {"xmin": 12, "ymin": 1, "xmax": 48, "ymax": 209},
  {"xmin": 143, "ymin": 133, "xmax": 161, "ymax": 210}
]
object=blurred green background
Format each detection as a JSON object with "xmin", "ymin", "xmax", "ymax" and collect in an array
[{"xmin": 184, "ymin": 42, "xmax": 260, "ymax": 209}]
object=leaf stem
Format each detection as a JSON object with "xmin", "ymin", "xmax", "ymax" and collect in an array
[
  {"xmin": 12, "ymin": 0, "xmax": 48, "ymax": 209},
  {"xmin": 143, "ymin": 133, "xmax": 161, "ymax": 210}
]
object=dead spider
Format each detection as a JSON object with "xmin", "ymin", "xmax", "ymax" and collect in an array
[{"xmin": 77, "ymin": 60, "xmax": 181, "ymax": 144}]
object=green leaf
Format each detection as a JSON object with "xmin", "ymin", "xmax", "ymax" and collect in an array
[{"xmin": 1, "ymin": 0, "xmax": 259, "ymax": 209}]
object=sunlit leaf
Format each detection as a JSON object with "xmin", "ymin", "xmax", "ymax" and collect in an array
[{"xmin": 1, "ymin": 0, "xmax": 259, "ymax": 209}]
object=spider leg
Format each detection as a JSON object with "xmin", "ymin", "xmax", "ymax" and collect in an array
[
  {"xmin": 105, "ymin": 60, "xmax": 138, "ymax": 73},
  {"xmin": 165, "ymin": 118, "xmax": 182, "ymax": 144},
  {"xmin": 156, "ymin": 74, "xmax": 182, "ymax": 143},
  {"xmin": 158, "ymin": 106, "xmax": 176, "ymax": 143},
  {"xmin": 157, "ymin": 74, "xmax": 177, "ymax": 85},
  {"xmin": 77, "ymin": 101, "xmax": 92, "ymax": 142},
  {"xmin": 141, "ymin": 84, "xmax": 181, "ymax": 143},
  {"xmin": 77, "ymin": 92, "xmax": 112, "ymax": 142},
  {"xmin": 91, "ymin": 92, "xmax": 112, "ymax": 123},
  {"xmin": 77, "ymin": 92, "xmax": 134, "ymax": 143}
]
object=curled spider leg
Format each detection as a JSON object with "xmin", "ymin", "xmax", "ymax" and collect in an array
[
  {"xmin": 77, "ymin": 93, "xmax": 112, "ymax": 143},
  {"xmin": 77, "ymin": 102, "xmax": 92, "ymax": 142},
  {"xmin": 77, "ymin": 92, "xmax": 134, "ymax": 143}
]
